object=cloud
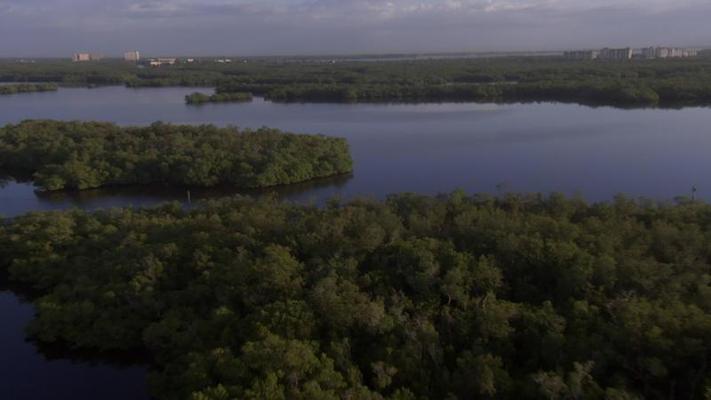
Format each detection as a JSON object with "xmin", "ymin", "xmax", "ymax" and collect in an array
[
  {"xmin": 0, "ymin": 0, "xmax": 709, "ymax": 56},
  {"xmin": 3, "ymin": 0, "xmax": 706, "ymax": 23}
]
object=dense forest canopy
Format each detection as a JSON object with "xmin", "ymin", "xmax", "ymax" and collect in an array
[
  {"xmin": 1, "ymin": 193, "xmax": 710, "ymax": 399},
  {"xmin": 0, "ymin": 82, "xmax": 58, "ymax": 95},
  {"xmin": 0, "ymin": 120, "xmax": 352, "ymax": 191},
  {"xmin": 2, "ymin": 56, "xmax": 711, "ymax": 106}
]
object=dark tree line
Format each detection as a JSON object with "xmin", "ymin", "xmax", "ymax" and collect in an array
[
  {"xmin": 1, "ymin": 193, "xmax": 710, "ymax": 399},
  {"xmin": 0, "ymin": 120, "xmax": 352, "ymax": 191},
  {"xmin": 3, "ymin": 56, "xmax": 711, "ymax": 106},
  {"xmin": 246, "ymin": 81, "xmax": 664, "ymax": 106},
  {"xmin": 206, "ymin": 56, "xmax": 711, "ymax": 106},
  {"xmin": 0, "ymin": 83, "xmax": 58, "ymax": 95},
  {"xmin": 185, "ymin": 92, "xmax": 253, "ymax": 105}
]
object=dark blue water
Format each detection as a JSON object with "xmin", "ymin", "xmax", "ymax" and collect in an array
[
  {"xmin": 1, "ymin": 87, "xmax": 710, "ymax": 217},
  {"xmin": 0, "ymin": 291, "xmax": 149, "ymax": 399},
  {"xmin": 1, "ymin": 86, "xmax": 711, "ymax": 399}
]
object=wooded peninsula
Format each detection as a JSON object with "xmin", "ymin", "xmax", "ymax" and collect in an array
[
  {"xmin": 0, "ymin": 120, "xmax": 352, "ymax": 191},
  {"xmin": 1, "ymin": 193, "xmax": 710, "ymax": 399}
]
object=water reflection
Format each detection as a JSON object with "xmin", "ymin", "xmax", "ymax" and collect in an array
[
  {"xmin": 0, "ymin": 174, "xmax": 352, "ymax": 218},
  {"xmin": 2, "ymin": 87, "xmax": 710, "ymax": 206},
  {"xmin": 0, "ymin": 288, "xmax": 151, "ymax": 400},
  {"xmin": 37, "ymin": 173, "xmax": 352, "ymax": 204}
]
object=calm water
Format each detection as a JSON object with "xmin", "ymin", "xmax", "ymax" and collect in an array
[
  {"xmin": 0, "ymin": 291, "xmax": 150, "ymax": 399},
  {"xmin": 2, "ymin": 87, "xmax": 711, "ymax": 218},
  {"xmin": 1, "ymin": 86, "xmax": 711, "ymax": 399}
]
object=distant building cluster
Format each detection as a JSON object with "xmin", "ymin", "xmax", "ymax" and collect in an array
[
  {"xmin": 640, "ymin": 47, "xmax": 699, "ymax": 59},
  {"xmin": 72, "ymin": 53, "xmax": 102, "ymax": 62},
  {"xmin": 72, "ymin": 50, "xmax": 178, "ymax": 67},
  {"xmin": 149, "ymin": 58, "xmax": 177, "ymax": 67},
  {"xmin": 564, "ymin": 46, "xmax": 699, "ymax": 61},
  {"xmin": 67, "ymin": 52, "xmax": 246, "ymax": 67},
  {"xmin": 562, "ymin": 48, "xmax": 633, "ymax": 61},
  {"xmin": 73, "ymin": 51, "xmax": 139, "ymax": 62},
  {"xmin": 599, "ymin": 48, "xmax": 634, "ymax": 61}
]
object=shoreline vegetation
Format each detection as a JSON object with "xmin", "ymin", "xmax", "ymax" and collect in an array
[
  {"xmin": 225, "ymin": 82, "xmax": 665, "ymax": 107},
  {"xmin": 1, "ymin": 193, "xmax": 710, "ymax": 399},
  {"xmin": 0, "ymin": 120, "xmax": 353, "ymax": 191},
  {"xmin": 2, "ymin": 56, "xmax": 711, "ymax": 107},
  {"xmin": 0, "ymin": 82, "xmax": 58, "ymax": 95},
  {"xmin": 185, "ymin": 91, "xmax": 253, "ymax": 105}
]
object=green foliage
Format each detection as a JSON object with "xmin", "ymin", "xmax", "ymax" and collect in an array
[
  {"xmin": 2, "ymin": 193, "xmax": 711, "ymax": 399},
  {"xmin": 0, "ymin": 120, "xmax": 352, "ymax": 190}
]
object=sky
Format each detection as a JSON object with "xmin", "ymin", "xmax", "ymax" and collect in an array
[{"xmin": 0, "ymin": 0, "xmax": 709, "ymax": 57}]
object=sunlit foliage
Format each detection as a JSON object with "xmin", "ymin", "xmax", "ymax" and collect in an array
[{"xmin": 0, "ymin": 120, "xmax": 352, "ymax": 190}]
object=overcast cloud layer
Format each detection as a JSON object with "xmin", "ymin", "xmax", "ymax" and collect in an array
[{"xmin": 1, "ymin": 0, "xmax": 709, "ymax": 56}]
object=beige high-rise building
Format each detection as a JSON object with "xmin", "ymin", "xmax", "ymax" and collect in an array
[
  {"xmin": 72, "ymin": 53, "xmax": 92, "ymax": 62},
  {"xmin": 124, "ymin": 51, "xmax": 140, "ymax": 62},
  {"xmin": 72, "ymin": 53, "xmax": 102, "ymax": 62}
]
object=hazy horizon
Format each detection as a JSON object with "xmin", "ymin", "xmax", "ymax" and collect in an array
[{"xmin": 1, "ymin": 0, "xmax": 710, "ymax": 57}]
